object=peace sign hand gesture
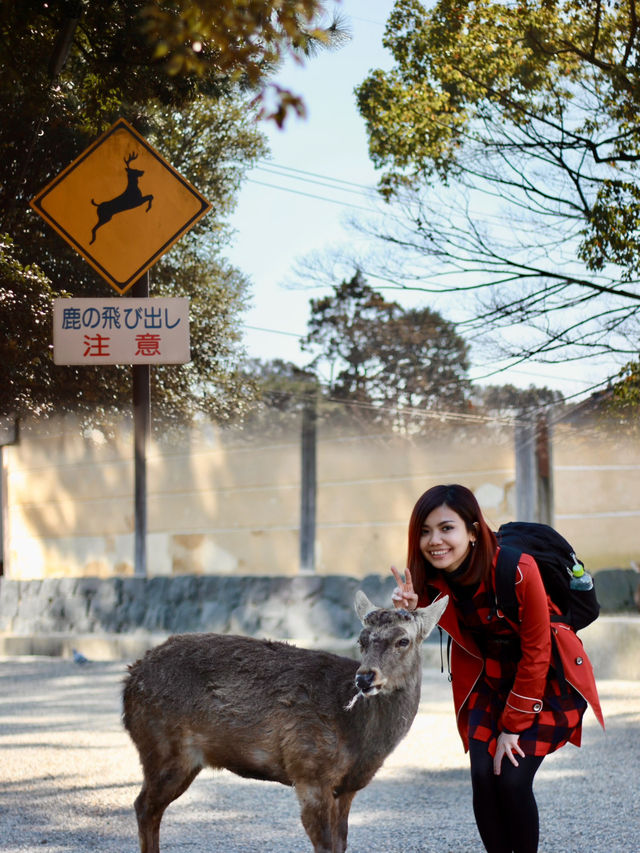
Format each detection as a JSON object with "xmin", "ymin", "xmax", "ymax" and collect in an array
[{"xmin": 390, "ymin": 566, "xmax": 419, "ymax": 611}]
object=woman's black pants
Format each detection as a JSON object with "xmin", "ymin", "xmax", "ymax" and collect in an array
[{"xmin": 469, "ymin": 738, "xmax": 544, "ymax": 853}]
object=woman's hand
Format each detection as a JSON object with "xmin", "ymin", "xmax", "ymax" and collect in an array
[
  {"xmin": 391, "ymin": 566, "xmax": 419, "ymax": 611},
  {"xmin": 493, "ymin": 731, "xmax": 525, "ymax": 775}
]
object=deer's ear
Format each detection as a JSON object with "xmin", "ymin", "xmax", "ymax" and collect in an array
[
  {"xmin": 354, "ymin": 590, "xmax": 377, "ymax": 624},
  {"xmin": 415, "ymin": 595, "xmax": 449, "ymax": 640}
]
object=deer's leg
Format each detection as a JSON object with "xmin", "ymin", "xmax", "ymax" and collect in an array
[
  {"xmin": 295, "ymin": 782, "xmax": 334, "ymax": 853},
  {"xmin": 89, "ymin": 215, "xmax": 109, "ymax": 245},
  {"xmin": 134, "ymin": 762, "xmax": 201, "ymax": 853},
  {"xmin": 331, "ymin": 790, "xmax": 356, "ymax": 853}
]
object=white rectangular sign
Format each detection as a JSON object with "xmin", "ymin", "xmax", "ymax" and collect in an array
[{"xmin": 53, "ymin": 297, "xmax": 190, "ymax": 365}]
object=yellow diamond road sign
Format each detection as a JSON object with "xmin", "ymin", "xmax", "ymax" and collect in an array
[{"xmin": 30, "ymin": 118, "xmax": 211, "ymax": 294}]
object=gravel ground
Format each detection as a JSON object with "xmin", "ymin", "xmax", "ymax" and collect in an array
[{"xmin": 0, "ymin": 655, "xmax": 636, "ymax": 853}]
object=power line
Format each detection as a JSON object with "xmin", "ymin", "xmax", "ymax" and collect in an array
[
  {"xmin": 255, "ymin": 166, "xmax": 377, "ymax": 201},
  {"xmin": 252, "ymin": 159, "xmax": 570, "ymax": 230},
  {"xmin": 257, "ymin": 161, "xmax": 377, "ymax": 193},
  {"xmin": 239, "ymin": 162, "xmax": 626, "ymax": 398},
  {"xmin": 246, "ymin": 178, "xmax": 376, "ymax": 214},
  {"xmin": 244, "ymin": 324, "xmax": 302, "ymax": 338},
  {"xmin": 349, "ymin": 14, "xmax": 387, "ymax": 28},
  {"xmin": 241, "ymin": 321, "xmax": 612, "ymax": 390},
  {"xmin": 254, "ymin": 384, "xmax": 518, "ymax": 426},
  {"xmin": 249, "ymin": 377, "xmax": 606, "ymax": 430}
]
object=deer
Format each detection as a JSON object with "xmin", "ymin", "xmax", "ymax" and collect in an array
[
  {"xmin": 122, "ymin": 591, "xmax": 448, "ymax": 853},
  {"xmin": 89, "ymin": 152, "xmax": 153, "ymax": 244}
]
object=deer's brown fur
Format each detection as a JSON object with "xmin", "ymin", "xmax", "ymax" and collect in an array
[{"xmin": 122, "ymin": 591, "xmax": 448, "ymax": 853}]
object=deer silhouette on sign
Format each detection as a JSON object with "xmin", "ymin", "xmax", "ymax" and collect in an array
[{"xmin": 90, "ymin": 152, "xmax": 153, "ymax": 244}]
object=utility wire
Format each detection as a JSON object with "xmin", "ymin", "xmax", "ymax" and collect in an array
[
  {"xmin": 244, "ymin": 324, "xmax": 302, "ymax": 338},
  {"xmin": 256, "ymin": 385, "xmax": 520, "ymax": 427},
  {"xmin": 251, "ymin": 160, "xmax": 585, "ymax": 231},
  {"xmin": 257, "ymin": 162, "xmax": 378, "ymax": 192},
  {"xmin": 241, "ymin": 321, "xmax": 610, "ymax": 391},
  {"xmin": 242, "ymin": 316, "xmax": 610, "ymax": 392},
  {"xmin": 246, "ymin": 178, "xmax": 377, "ymax": 214}
]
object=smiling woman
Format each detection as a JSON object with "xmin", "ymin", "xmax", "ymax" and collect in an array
[
  {"xmin": 418, "ymin": 504, "xmax": 477, "ymax": 574},
  {"xmin": 406, "ymin": 484, "xmax": 495, "ymax": 591},
  {"xmin": 390, "ymin": 483, "xmax": 604, "ymax": 853}
]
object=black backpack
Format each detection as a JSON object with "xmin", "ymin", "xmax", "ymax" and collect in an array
[{"xmin": 495, "ymin": 521, "xmax": 600, "ymax": 632}]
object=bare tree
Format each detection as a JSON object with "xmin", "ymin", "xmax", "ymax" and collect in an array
[{"xmin": 352, "ymin": 0, "xmax": 640, "ymax": 376}]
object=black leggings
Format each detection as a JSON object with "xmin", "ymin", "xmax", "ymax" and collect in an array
[{"xmin": 469, "ymin": 738, "xmax": 544, "ymax": 853}]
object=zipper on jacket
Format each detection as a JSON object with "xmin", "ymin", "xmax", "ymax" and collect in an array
[{"xmin": 437, "ymin": 626, "xmax": 453, "ymax": 682}]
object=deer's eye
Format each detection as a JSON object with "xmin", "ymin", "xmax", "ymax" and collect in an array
[{"xmin": 397, "ymin": 637, "xmax": 410, "ymax": 648}]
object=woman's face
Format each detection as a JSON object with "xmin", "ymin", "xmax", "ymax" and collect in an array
[{"xmin": 419, "ymin": 504, "xmax": 476, "ymax": 573}]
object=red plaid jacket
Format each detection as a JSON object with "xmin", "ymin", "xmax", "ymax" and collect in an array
[{"xmin": 420, "ymin": 548, "xmax": 605, "ymax": 752}]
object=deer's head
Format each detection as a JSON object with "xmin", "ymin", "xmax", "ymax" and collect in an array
[
  {"xmin": 351, "ymin": 591, "xmax": 448, "ymax": 698},
  {"xmin": 124, "ymin": 152, "xmax": 144, "ymax": 177}
]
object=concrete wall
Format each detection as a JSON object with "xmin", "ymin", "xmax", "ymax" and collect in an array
[
  {"xmin": 1, "ymin": 572, "xmax": 638, "ymax": 678},
  {"xmin": 0, "ymin": 568, "xmax": 635, "ymax": 637},
  {"xmin": 2, "ymin": 415, "xmax": 639, "ymax": 580},
  {"xmin": 0, "ymin": 574, "xmax": 395, "ymax": 641},
  {"xmin": 553, "ymin": 424, "xmax": 640, "ymax": 570},
  {"xmin": 3, "ymin": 416, "xmax": 517, "ymax": 579}
]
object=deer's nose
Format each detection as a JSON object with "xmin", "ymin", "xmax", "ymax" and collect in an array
[{"xmin": 355, "ymin": 671, "xmax": 376, "ymax": 692}]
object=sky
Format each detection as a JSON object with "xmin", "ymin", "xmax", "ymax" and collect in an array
[{"xmin": 224, "ymin": 0, "xmax": 624, "ymax": 402}]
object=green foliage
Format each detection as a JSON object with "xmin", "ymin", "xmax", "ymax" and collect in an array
[
  {"xmin": 304, "ymin": 271, "xmax": 399, "ymax": 401},
  {"xmin": 0, "ymin": 237, "xmax": 63, "ymax": 418},
  {"xmin": 0, "ymin": 0, "xmax": 344, "ymax": 133},
  {"xmin": 475, "ymin": 384, "xmax": 564, "ymax": 420},
  {"xmin": 359, "ymin": 0, "xmax": 640, "ymax": 186},
  {"xmin": 355, "ymin": 0, "xmax": 640, "ymax": 363},
  {"xmin": 246, "ymin": 359, "xmax": 318, "ymax": 411},
  {"xmin": 0, "ymin": 1, "xmax": 268, "ymax": 427},
  {"xmin": 609, "ymin": 361, "xmax": 640, "ymax": 427},
  {"xmin": 303, "ymin": 270, "xmax": 470, "ymax": 430},
  {"xmin": 238, "ymin": 358, "xmax": 320, "ymax": 437},
  {"xmin": 579, "ymin": 181, "xmax": 640, "ymax": 278},
  {"xmin": 137, "ymin": 0, "xmax": 348, "ymax": 126}
]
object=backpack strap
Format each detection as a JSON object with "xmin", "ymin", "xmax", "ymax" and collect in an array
[
  {"xmin": 496, "ymin": 543, "xmax": 571, "ymax": 625},
  {"xmin": 494, "ymin": 544, "xmax": 522, "ymax": 623},
  {"xmin": 496, "ymin": 544, "xmax": 571, "ymax": 696}
]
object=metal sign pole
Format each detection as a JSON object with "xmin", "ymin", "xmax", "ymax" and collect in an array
[{"xmin": 132, "ymin": 271, "xmax": 150, "ymax": 577}]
